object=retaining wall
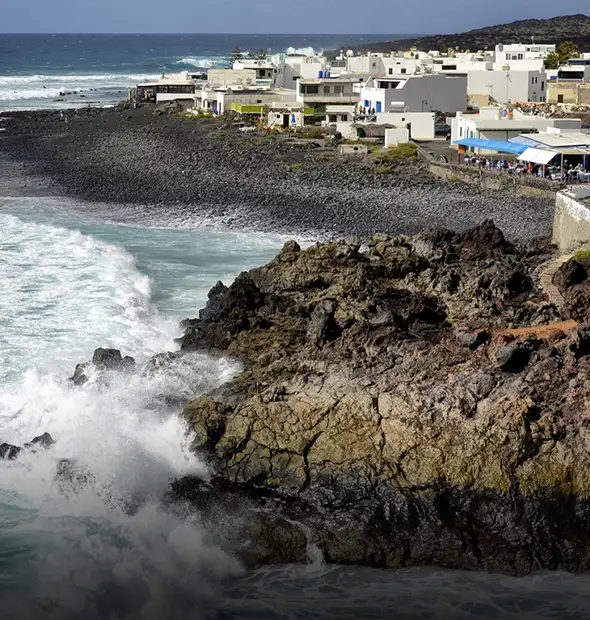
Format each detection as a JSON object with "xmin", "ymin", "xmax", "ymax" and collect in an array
[{"xmin": 553, "ymin": 186, "xmax": 590, "ymax": 251}]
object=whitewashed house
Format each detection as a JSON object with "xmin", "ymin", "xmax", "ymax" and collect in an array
[
  {"xmin": 296, "ymin": 77, "xmax": 360, "ymax": 121},
  {"xmin": 467, "ymin": 69, "xmax": 547, "ymax": 106},
  {"xmin": 451, "ymin": 108, "xmax": 582, "ymax": 151},
  {"xmin": 360, "ymin": 74, "xmax": 467, "ymax": 114}
]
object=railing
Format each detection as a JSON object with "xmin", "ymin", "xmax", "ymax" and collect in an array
[{"xmin": 416, "ymin": 144, "xmax": 566, "ymax": 191}]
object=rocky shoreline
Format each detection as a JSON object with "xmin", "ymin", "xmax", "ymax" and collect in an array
[
  {"xmin": 0, "ymin": 104, "xmax": 554, "ymax": 240},
  {"xmin": 47, "ymin": 221, "xmax": 590, "ymax": 576}
]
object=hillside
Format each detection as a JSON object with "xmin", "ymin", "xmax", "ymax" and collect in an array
[{"xmin": 331, "ymin": 14, "xmax": 590, "ymax": 55}]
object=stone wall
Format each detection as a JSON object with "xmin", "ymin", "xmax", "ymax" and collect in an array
[
  {"xmin": 428, "ymin": 161, "xmax": 559, "ymax": 199},
  {"xmin": 553, "ymin": 186, "xmax": 590, "ymax": 250},
  {"xmin": 548, "ymin": 83, "xmax": 590, "ymax": 105}
]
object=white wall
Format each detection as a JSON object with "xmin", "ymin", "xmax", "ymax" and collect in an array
[
  {"xmin": 207, "ymin": 69, "xmax": 257, "ymax": 88},
  {"xmin": 361, "ymin": 75, "xmax": 467, "ymax": 113},
  {"xmin": 376, "ymin": 112, "xmax": 435, "ymax": 139},
  {"xmin": 467, "ymin": 70, "xmax": 547, "ymax": 104},
  {"xmin": 385, "ymin": 128, "xmax": 410, "ymax": 147}
]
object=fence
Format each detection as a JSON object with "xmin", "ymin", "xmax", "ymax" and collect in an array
[{"xmin": 416, "ymin": 144, "xmax": 564, "ymax": 198}]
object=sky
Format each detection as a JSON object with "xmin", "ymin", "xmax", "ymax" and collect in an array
[{"xmin": 2, "ymin": 0, "xmax": 590, "ymax": 34}]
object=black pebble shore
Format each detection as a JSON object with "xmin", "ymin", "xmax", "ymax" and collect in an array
[{"xmin": 0, "ymin": 104, "xmax": 556, "ymax": 240}]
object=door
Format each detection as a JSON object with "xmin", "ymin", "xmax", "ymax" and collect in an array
[
  {"xmin": 283, "ymin": 114, "xmax": 289, "ymax": 128},
  {"xmin": 558, "ymin": 94, "xmax": 564, "ymax": 103},
  {"xmin": 376, "ymin": 101, "xmax": 382, "ymax": 113}
]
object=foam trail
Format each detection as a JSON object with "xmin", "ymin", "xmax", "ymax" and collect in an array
[{"xmin": 0, "ymin": 213, "xmax": 243, "ymax": 618}]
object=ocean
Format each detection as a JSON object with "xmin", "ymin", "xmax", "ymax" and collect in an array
[
  {"xmin": 1, "ymin": 33, "xmax": 590, "ymax": 619},
  {"xmin": 0, "ymin": 33, "xmax": 400, "ymax": 110}
]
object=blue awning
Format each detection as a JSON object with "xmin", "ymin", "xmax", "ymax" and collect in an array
[{"xmin": 452, "ymin": 138, "xmax": 528, "ymax": 154}]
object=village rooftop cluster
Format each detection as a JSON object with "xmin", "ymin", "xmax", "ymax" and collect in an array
[{"xmin": 133, "ymin": 37, "xmax": 590, "ymax": 179}]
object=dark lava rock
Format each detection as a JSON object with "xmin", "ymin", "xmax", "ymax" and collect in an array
[
  {"xmin": 554, "ymin": 259, "xmax": 587, "ymax": 292},
  {"xmin": 456, "ymin": 328, "xmax": 490, "ymax": 350},
  {"xmin": 70, "ymin": 348, "xmax": 136, "ymax": 385},
  {"xmin": 24, "ymin": 432, "xmax": 55, "ymax": 450},
  {"xmin": 199, "ymin": 281, "xmax": 229, "ymax": 322},
  {"xmin": 0, "ymin": 443, "xmax": 22, "ymax": 460},
  {"xmin": 92, "ymin": 348, "xmax": 136, "ymax": 372},
  {"xmin": 495, "ymin": 344, "xmax": 532, "ymax": 373}
]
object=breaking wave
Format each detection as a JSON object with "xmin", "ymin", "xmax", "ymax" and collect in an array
[
  {"xmin": 285, "ymin": 46, "xmax": 320, "ymax": 56},
  {"xmin": 174, "ymin": 57, "xmax": 225, "ymax": 69}
]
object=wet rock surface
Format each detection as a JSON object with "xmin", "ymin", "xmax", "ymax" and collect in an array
[
  {"xmin": 0, "ymin": 105, "xmax": 554, "ymax": 240},
  {"xmin": 164, "ymin": 222, "xmax": 590, "ymax": 575},
  {"xmin": 0, "ymin": 433, "xmax": 54, "ymax": 460},
  {"xmin": 70, "ymin": 348, "xmax": 136, "ymax": 385}
]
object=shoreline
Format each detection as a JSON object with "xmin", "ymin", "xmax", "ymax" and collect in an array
[{"xmin": 0, "ymin": 104, "xmax": 556, "ymax": 241}]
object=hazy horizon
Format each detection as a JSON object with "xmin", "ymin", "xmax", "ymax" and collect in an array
[{"xmin": 2, "ymin": 2, "xmax": 589, "ymax": 36}]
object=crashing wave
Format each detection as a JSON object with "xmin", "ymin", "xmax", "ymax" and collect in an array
[
  {"xmin": 285, "ymin": 46, "xmax": 320, "ymax": 56},
  {"xmin": 174, "ymin": 57, "xmax": 223, "ymax": 69}
]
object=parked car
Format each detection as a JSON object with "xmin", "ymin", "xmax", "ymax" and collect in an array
[{"xmin": 435, "ymin": 123, "xmax": 451, "ymax": 136}]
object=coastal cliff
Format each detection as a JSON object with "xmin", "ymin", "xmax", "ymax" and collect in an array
[{"xmin": 167, "ymin": 221, "xmax": 590, "ymax": 575}]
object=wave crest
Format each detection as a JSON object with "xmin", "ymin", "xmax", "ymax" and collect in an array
[{"xmin": 285, "ymin": 46, "xmax": 321, "ymax": 56}]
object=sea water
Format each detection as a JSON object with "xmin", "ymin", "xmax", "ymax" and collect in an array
[
  {"xmin": 1, "ymin": 194, "xmax": 590, "ymax": 620},
  {"xmin": 2, "ymin": 32, "xmax": 590, "ymax": 620},
  {"xmin": 0, "ymin": 33, "xmax": 398, "ymax": 110}
]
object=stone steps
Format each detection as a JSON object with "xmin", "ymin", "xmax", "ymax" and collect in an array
[{"xmin": 537, "ymin": 250, "xmax": 585, "ymax": 307}]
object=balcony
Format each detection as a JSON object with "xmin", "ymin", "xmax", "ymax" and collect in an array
[{"xmin": 298, "ymin": 92, "xmax": 359, "ymax": 104}]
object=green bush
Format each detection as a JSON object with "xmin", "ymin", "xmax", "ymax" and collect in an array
[
  {"xmin": 374, "ymin": 143, "xmax": 418, "ymax": 166},
  {"xmin": 375, "ymin": 166, "xmax": 391, "ymax": 175},
  {"xmin": 572, "ymin": 249, "xmax": 590, "ymax": 261}
]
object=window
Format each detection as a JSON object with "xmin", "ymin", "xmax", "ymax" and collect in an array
[
  {"xmin": 302, "ymin": 84, "xmax": 319, "ymax": 94},
  {"xmin": 341, "ymin": 114, "xmax": 348, "ymax": 121},
  {"xmin": 541, "ymin": 81, "xmax": 545, "ymax": 90},
  {"xmin": 558, "ymin": 94, "xmax": 564, "ymax": 103},
  {"xmin": 329, "ymin": 115, "xmax": 337, "ymax": 122},
  {"xmin": 388, "ymin": 68, "xmax": 393, "ymax": 75},
  {"xmin": 324, "ymin": 85, "xmax": 331, "ymax": 94},
  {"xmin": 401, "ymin": 68, "xmax": 407, "ymax": 74},
  {"xmin": 459, "ymin": 127, "xmax": 463, "ymax": 137},
  {"xmin": 334, "ymin": 85, "xmax": 344, "ymax": 94}
]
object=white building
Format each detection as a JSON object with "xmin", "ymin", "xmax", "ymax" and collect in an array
[
  {"xmin": 375, "ymin": 112, "xmax": 436, "ymax": 140},
  {"xmin": 296, "ymin": 77, "xmax": 360, "ymax": 108},
  {"xmin": 233, "ymin": 59, "xmax": 277, "ymax": 88},
  {"xmin": 467, "ymin": 69, "xmax": 547, "ymax": 105},
  {"xmin": 271, "ymin": 53, "xmax": 329, "ymax": 89},
  {"xmin": 360, "ymin": 74, "xmax": 467, "ymax": 114},
  {"xmin": 491, "ymin": 43, "xmax": 554, "ymax": 71},
  {"xmin": 556, "ymin": 64, "xmax": 590, "ymax": 82},
  {"xmin": 451, "ymin": 108, "xmax": 582, "ymax": 152}
]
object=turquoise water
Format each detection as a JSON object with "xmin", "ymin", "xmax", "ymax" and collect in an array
[{"xmin": 1, "ymin": 195, "xmax": 590, "ymax": 618}]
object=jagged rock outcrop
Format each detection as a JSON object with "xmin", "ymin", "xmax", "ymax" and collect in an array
[
  {"xmin": 0, "ymin": 433, "xmax": 54, "ymax": 460},
  {"xmin": 70, "ymin": 348, "xmax": 136, "ymax": 386},
  {"xmin": 169, "ymin": 221, "xmax": 590, "ymax": 575}
]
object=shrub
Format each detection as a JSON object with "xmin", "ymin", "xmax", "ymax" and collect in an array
[
  {"xmin": 375, "ymin": 166, "xmax": 391, "ymax": 175},
  {"xmin": 373, "ymin": 143, "xmax": 418, "ymax": 167},
  {"xmin": 572, "ymin": 249, "xmax": 590, "ymax": 262}
]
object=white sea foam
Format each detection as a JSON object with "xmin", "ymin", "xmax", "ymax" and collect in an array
[
  {"xmin": 0, "ymin": 212, "xmax": 246, "ymax": 617},
  {"xmin": 174, "ymin": 57, "xmax": 223, "ymax": 69},
  {"xmin": 0, "ymin": 73, "xmax": 160, "ymax": 105},
  {"xmin": 285, "ymin": 46, "xmax": 320, "ymax": 56},
  {"xmin": 0, "ymin": 74, "xmax": 160, "ymax": 85}
]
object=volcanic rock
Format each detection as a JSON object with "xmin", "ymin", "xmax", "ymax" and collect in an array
[{"xmin": 169, "ymin": 221, "xmax": 590, "ymax": 574}]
